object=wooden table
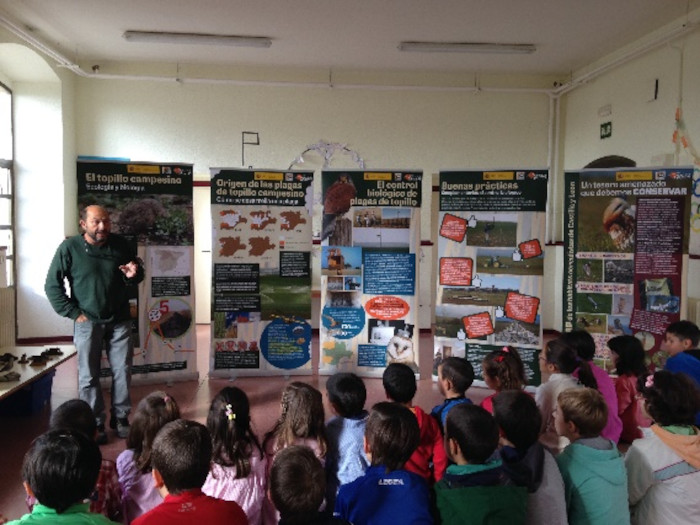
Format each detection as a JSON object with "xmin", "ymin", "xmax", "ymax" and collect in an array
[{"xmin": 0, "ymin": 345, "xmax": 77, "ymax": 402}]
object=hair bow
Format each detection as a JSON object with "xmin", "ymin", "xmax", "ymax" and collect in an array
[
  {"xmin": 225, "ymin": 403, "xmax": 236, "ymax": 421},
  {"xmin": 645, "ymin": 375, "xmax": 654, "ymax": 388}
]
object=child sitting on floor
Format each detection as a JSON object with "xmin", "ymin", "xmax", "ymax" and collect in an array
[
  {"xmin": 662, "ymin": 320, "xmax": 700, "ymax": 425},
  {"xmin": 324, "ymin": 373, "xmax": 370, "ymax": 509},
  {"xmin": 10, "ymin": 429, "xmax": 118, "ymax": 524},
  {"xmin": 132, "ymin": 419, "xmax": 247, "ymax": 525},
  {"xmin": 554, "ymin": 388, "xmax": 630, "ymax": 525},
  {"xmin": 271, "ymin": 445, "xmax": 351, "ymax": 525},
  {"xmin": 117, "ymin": 391, "xmax": 180, "ymax": 523},
  {"xmin": 262, "ymin": 382, "xmax": 328, "ymax": 524},
  {"xmin": 384, "ymin": 363, "xmax": 447, "ymax": 482},
  {"xmin": 624, "ymin": 371, "xmax": 700, "ymax": 525},
  {"xmin": 30, "ymin": 399, "xmax": 122, "ymax": 522},
  {"xmin": 536, "ymin": 339, "xmax": 588, "ymax": 454},
  {"xmin": 435, "ymin": 403, "xmax": 527, "ymax": 525},
  {"xmin": 334, "ymin": 402, "xmax": 432, "ymax": 524},
  {"xmin": 607, "ymin": 335, "xmax": 649, "ymax": 443},
  {"xmin": 480, "ymin": 347, "xmax": 527, "ymax": 414},
  {"xmin": 492, "ymin": 390, "xmax": 567, "ymax": 525},
  {"xmin": 430, "ymin": 357, "xmax": 474, "ymax": 432},
  {"xmin": 203, "ymin": 386, "xmax": 267, "ymax": 525},
  {"xmin": 561, "ymin": 330, "xmax": 622, "ymax": 443}
]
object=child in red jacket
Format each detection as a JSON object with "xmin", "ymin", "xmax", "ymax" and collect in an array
[{"xmin": 383, "ymin": 363, "xmax": 447, "ymax": 482}]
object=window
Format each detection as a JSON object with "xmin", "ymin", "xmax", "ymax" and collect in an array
[{"xmin": 0, "ymin": 82, "xmax": 13, "ymax": 287}]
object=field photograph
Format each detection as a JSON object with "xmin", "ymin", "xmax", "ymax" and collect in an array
[
  {"xmin": 603, "ymin": 259, "xmax": 634, "ymax": 283},
  {"xmin": 260, "ymin": 274, "xmax": 312, "ymax": 320},
  {"xmin": 476, "ymin": 248, "xmax": 543, "ymax": 275},
  {"xmin": 575, "ymin": 292, "xmax": 612, "ymax": 314},
  {"xmin": 466, "ymin": 214, "xmax": 518, "ymax": 247},
  {"xmin": 442, "ymin": 275, "xmax": 520, "ymax": 307},
  {"xmin": 575, "ymin": 313, "xmax": 607, "ymax": 333},
  {"xmin": 435, "ymin": 304, "xmax": 489, "ymax": 339},
  {"xmin": 576, "ymin": 259, "xmax": 603, "ymax": 282}
]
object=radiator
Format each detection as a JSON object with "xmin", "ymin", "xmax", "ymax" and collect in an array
[{"xmin": 0, "ymin": 287, "xmax": 15, "ymax": 347}]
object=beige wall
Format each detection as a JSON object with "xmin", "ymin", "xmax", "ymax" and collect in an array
[
  {"xmin": 560, "ymin": 29, "xmax": 700, "ymax": 306},
  {"xmin": 4, "ymin": 14, "xmax": 700, "ymax": 338}
]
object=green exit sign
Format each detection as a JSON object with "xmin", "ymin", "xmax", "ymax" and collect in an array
[{"xmin": 600, "ymin": 121, "xmax": 612, "ymax": 139}]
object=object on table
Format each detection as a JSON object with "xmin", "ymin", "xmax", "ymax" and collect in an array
[
  {"xmin": 28, "ymin": 355, "xmax": 48, "ymax": 367},
  {"xmin": 44, "ymin": 347, "xmax": 64, "ymax": 356},
  {"xmin": 0, "ymin": 371, "xmax": 20, "ymax": 382}
]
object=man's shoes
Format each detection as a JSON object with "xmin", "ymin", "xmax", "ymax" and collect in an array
[
  {"xmin": 96, "ymin": 424, "xmax": 108, "ymax": 445},
  {"xmin": 115, "ymin": 417, "xmax": 130, "ymax": 439}
]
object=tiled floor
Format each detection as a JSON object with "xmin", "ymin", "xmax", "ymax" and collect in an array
[{"xmin": 0, "ymin": 325, "xmax": 492, "ymax": 521}]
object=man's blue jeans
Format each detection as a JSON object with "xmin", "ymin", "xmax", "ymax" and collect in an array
[{"xmin": 74, "ymin": 319, "xmax": 133, "ymax": 426}]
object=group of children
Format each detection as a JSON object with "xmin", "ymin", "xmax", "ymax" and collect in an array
[{"xmin": 6, "ymin": 321, "xmax": 700, "ymax": 525}]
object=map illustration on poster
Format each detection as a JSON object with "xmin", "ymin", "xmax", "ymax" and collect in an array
[
  {"xmin": 434, "ymin": 170, "xmax": 548, "ymax": 386},
  {"xmin": 210, "ymin": 168, "xmax": 314, "ymax": 376},
  {"xmin": 77, "ymin": 160, "xmax": 197, "ymax": 382},
  {"xmin": 319, "ymin": 170, "xmax": 422, "ymax": 377},
  {"xmin": 564, "ymin": 167, "xmax": 693, "ymax": 369}
]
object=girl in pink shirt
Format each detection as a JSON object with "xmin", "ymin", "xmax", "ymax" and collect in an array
[
  {"xmin": 117, "ymin": 391, "xmax": 180, "ymax": 523},
  {"xmin": 608, "ymin": 335, "xmax": 650, "ymax": 443},
  {"xmin": 480, "ymin": 345, "xmax": 528, "ymax": 413},
  {"xmin": 202, "ymin": 387, "xmax": 267, "ymax": 525}
]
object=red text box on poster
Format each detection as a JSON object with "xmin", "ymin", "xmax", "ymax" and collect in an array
[
  {"xmin": 504, "ymin": 292, "xmax": 540, "ymax": 324},
  {"xmin": 462, "ymin": 312, "xmax": 494, "ymax": 339},
  {"xmin": 364, "ymin": 296, "xmax": 411, "ymax": 321},
  {"xmin": 518, "ymin": 239, "xmax": 542, "ymax": 259},
  {"xmin": 439, "ymin": 213, "xmax": 468, "ymax": 243},
  {"xmin": 440, "ymin": 258, "xmax": 473, "ymax": 286}
]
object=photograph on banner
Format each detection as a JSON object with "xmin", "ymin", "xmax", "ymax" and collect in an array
[
  {"xmin": 77, "ymin": 160, "xmax": 196, "ymax": 381},
  {"xmin": 690, "ymin": 166, "xmax": 700, "ymax": 256},
  {"xmin": 210, "ymin": 168, "xmax": 314, "ymax": 376},
  {"xmin": 434, "ymin": 169, "xmax": 548, "ymax": 386},
  {"xmin": 563, "ymin": 167, "xmax": 693, "ymax": 370},
  {"xmin": 319, "ymin": 170, "xmax": 422, "ymax": 377}
]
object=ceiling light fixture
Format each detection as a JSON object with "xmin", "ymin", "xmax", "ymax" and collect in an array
[
  {"xmin": 123, "ymin": 31, "xmax": 272, "ymax": 48},
  {"xmin": 398, "ymin": 41, "xmax": 536, "ymax": 54}
]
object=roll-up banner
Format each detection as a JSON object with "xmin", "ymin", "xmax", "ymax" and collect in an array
[
  {"xmin": 434, "ymin": 169, "xmax": 548, "ymax": 386},
  {"xmin": 564, "ymin": 167, "xmax": 693, "ymax": 368},
  {"xmin": 210, "ymin": 168, "xmax": 314, "ymax": 377},
  {"xmin": 319, "ymin": 170, "xmax": 423, "ymax": 377},
  {"xmin": 77, "ymin": 160, "xmax": 197, "ymax": 383}
]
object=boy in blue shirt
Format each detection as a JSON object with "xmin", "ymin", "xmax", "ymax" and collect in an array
[
  {"xmin": 662, "ymin": 320, "xmax": 700, "ymax": 425},
  {"xmin": 325, "ymin": 373, "xmax": 370, "ymax": 508},
  {"xmin": 334, "ymin": 402, "xmax": 432, "ymax": 524},
  {"xmin": 554, "ymin": 388, "xmax": 630, "ymax": 525},
  {"xmin": 431, "ymin": 357, "xmax": 474, "ymax": 433}
]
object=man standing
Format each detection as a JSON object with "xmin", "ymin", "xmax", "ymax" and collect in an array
[{"xmin": 45, "ymin": 205, "xmax": 144, "ymax": 444}]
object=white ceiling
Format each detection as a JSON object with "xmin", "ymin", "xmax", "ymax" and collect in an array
[{"xmin": 0, "ymin": 0, "xmax": 698, "ymax": 78}]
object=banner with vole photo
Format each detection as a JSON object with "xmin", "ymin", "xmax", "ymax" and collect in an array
[
  {"xmin": 209, "ymin": 168, "xmax": 314, "ymax": 377},
  {"xmin": 319, "ymin": 170, "xmax": 422, "ymax": 378},
  {"xmin": 77, "ymin": 160, "xmax": 197, "ymax": 383},
  {"xmin": 434, "ymin": 169, "xmax": 548, "ymax": 386},
  {"xmin": 564, "ymin": 167, "xmax": 693, "ymax": 369}
]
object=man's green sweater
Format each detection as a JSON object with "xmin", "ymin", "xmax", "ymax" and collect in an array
[{"xmin": 45, "ymin": 234, "xmax": 143, "ymax": 323}]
